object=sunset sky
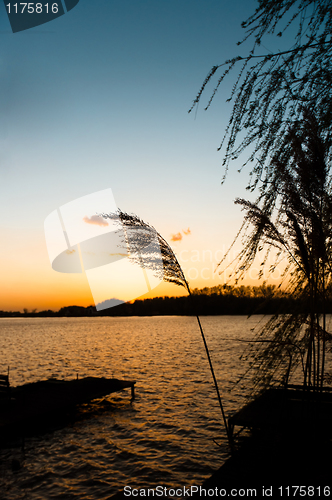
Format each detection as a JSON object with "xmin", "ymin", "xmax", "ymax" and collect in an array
[{"xmin": 0, "ymin": 0, "xmax": 292, "ymax": 311}]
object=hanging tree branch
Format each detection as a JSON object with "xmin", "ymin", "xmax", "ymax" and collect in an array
[{"xmin": 190, "ymin": 0, "xmax": 332, "ymax": 197}]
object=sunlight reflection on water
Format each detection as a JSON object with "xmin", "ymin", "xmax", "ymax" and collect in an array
[{"xmin": 0, "ymin": 315, "xmax": 268, "ymax": 499}]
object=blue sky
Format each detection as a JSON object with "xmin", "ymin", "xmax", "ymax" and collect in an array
[{"xmin": 0, "ymin": 0, "xmax": 287, "ymax": 310}]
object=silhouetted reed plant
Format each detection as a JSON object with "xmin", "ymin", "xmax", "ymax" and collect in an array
[
  {"xmin": 218, "ymin": 110, "xmax": 332, "ymax": 394},
  {"xmin": 102, "ymin": 209, "xmax": 231, "ymax": 444}
]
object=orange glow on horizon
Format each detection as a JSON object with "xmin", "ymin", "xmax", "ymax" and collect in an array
[
  {"xmin": 0, "ymin": 227, "xmax": 284, "ymax": 312},
  {"xmin": 0, "ymin": 275, "xmax": 283, "ymax": 313}
]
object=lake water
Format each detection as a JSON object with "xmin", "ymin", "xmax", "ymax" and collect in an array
[{"xmin": 0, "ymin": 315, "xmax": 281, "ymax": 499}]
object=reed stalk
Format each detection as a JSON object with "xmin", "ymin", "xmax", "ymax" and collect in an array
[{"xmin": 102, "ymin": 210, "xmax": 231, "ymax": 446}]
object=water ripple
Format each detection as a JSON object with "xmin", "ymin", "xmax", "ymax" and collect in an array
[{"xmin": 0, "ymin": 315, "xmax": 270, "ymax": 499}]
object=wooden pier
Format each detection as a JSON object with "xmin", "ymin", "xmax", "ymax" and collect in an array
[
  {"xmin": 191, "ymin": 386, "xmax": 332, "ymax": 496},
  {"xmin": 228, "ymin": 385, "xmax": 332, "ymax": 440},
  {"xmin": 0, "ymin": 376, "xmax": 136, "ymax": 443}
]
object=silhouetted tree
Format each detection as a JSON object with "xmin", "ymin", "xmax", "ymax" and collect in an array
[
  {"xmin": 192, "ymin": 1, "xmax": 332, "ymax": 392},
  {"xmin": 221, "ymin": 111, "xmax": 332, "ymax": 392}
]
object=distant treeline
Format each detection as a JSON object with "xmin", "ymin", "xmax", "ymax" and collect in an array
[{"xmin": 2, "ymin": 284, "xmax": 332, "ymax": 317}]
